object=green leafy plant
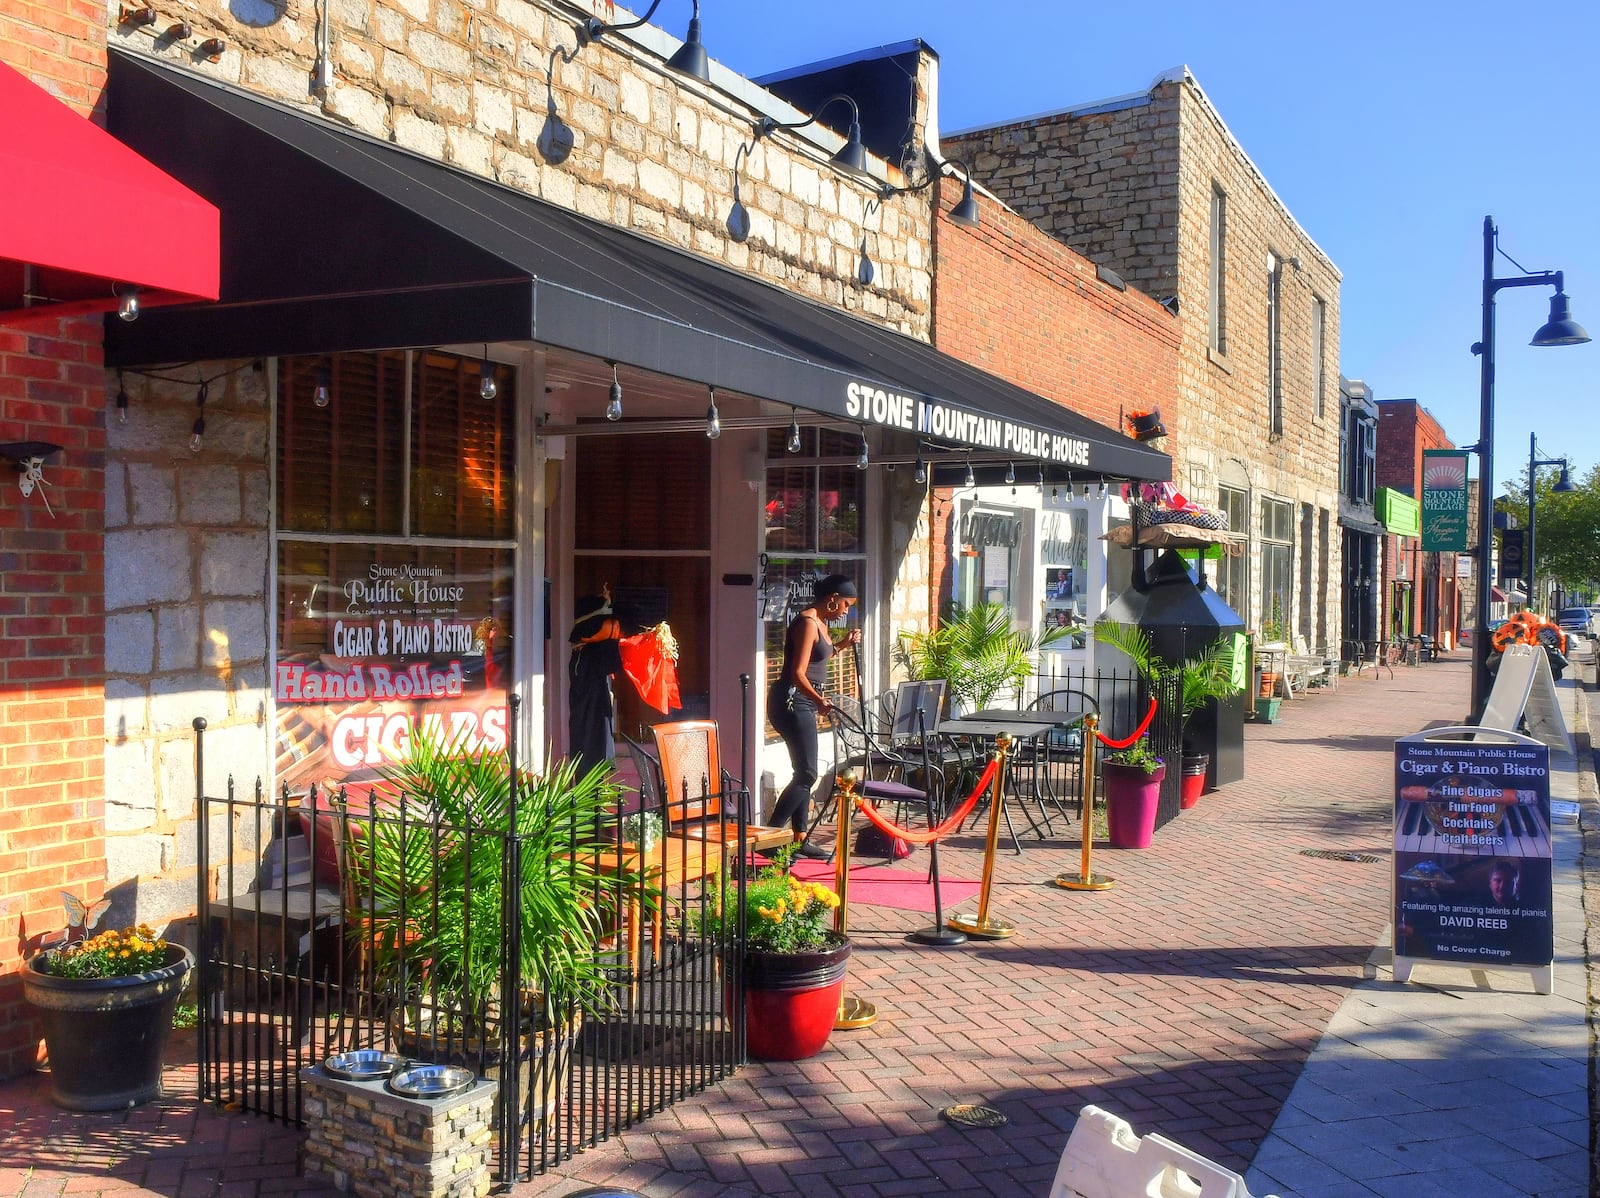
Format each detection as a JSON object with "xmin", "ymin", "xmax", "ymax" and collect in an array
[
  {"xmin": 349, "ymin": 732, "xmax": 643, "ymax": 1015},
  {"xmin": 42, "ymin": 925, "xmax": 170, "ymax": 979},
  {"xmin": 1261, "ymin": 596, "xmax": 1287, "ymax": 643},
  {"xmin": 701, "ymin": 845, "xmax": 841, "ymax": 954},
  {"xmin": 896, "ymin": 602, "xmax": 1071, "ymax": 712},
  {"xmin": 1102, "ymin": 740, "xmax": 1164, "ymax": 774},
  {"xmin": 1093, "ymin": 620, "xmax": 1242, "ymax": 753}
]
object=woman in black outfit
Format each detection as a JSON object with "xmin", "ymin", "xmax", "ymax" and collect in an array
[{"xmin": 768, "ymin": 575, "xmax": 860, "ymax": 857}]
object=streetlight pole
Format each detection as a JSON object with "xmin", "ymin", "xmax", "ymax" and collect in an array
[
  {"xmin": 1525, "ymin": 432, "xmax": 1576, "ymax": 617},
  {"xmin": 1469, "ymin": 216, "xmax": 1590, "ymax": 720}
]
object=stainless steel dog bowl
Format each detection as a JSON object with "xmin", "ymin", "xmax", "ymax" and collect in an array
[
  {"xmin": 386, "ymin": 1063, "xmax": 476, "ymax": 1099},
  {"xmin": 322, "ymin": 1049, "xmax": 407, "ymax": 1081}
]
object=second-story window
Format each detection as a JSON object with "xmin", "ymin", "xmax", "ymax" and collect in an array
[
  {"xmin": 1266, "ymin": 253, "xmax": 1283, "ymax": 436},
  {"xmin": 1358, "ymin": 415, "xmax": 1376, "ymax": 502},
  {"xmin": 1208, "ymin": 184, "xmax": 1227, "ymax": 355},
  {"xmin": 1312, "ymin": 296, "xmax": 1327, "ymax": 420}
]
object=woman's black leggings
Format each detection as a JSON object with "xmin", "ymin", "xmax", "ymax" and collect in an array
[{"xmin": 767, "ymin": 688, "xmax": 819, "ymax": 835}]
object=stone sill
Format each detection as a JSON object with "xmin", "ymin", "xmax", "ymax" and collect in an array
[{"xmin": 1207, "ymin": 346, "xmax": 1233, "ymax": 375}]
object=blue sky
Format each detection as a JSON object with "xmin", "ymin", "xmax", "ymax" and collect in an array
[{"xmin": 703, "ymin": 1, "xmax": 1600, "ymax": 495}]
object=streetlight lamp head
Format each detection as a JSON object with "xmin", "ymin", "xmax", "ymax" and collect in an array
[
  {"xmin": 1553, "ymin": 464, "xmax": 1578, "ymax": 493},
  {"xmin": 1531, "ymin": 292, "xmax": 1592, "ymax": 346}
]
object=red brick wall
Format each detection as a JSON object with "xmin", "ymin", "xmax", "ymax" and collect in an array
[
  {"xmin": 0, "ymin": 4, "xmax": 109, "ymax": 1079},
  {"xmin": 931, "ymin": 176, "xmax": 1182, "ymax": 449}
]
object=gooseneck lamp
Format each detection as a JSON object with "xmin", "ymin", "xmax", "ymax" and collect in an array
[{"xmin": 756, "ymin": 94, "xmax": 874, "ymax": 183}]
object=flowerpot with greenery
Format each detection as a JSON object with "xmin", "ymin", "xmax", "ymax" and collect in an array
[
  {"xmin": 348, "ymin": 732, "xmax": 645, "ymax": 1121},
  {"xmin": 23, "ymin": 923, "xmax": 194, "ymax": 1110},
  {"xmin": 1093, "ymin": 622, "xmax": 1243, "ymax": 811},
  {"xmin": 1101, "ymin": 740, "xmax": 1166, "ymax": 848},
  {"xmin": 896, "ymin": 602, "xmax": 1071, "ymax": 714},
  {"xmin": 703, "ymin": 845, "xmax": 847, "ymax": 1061}
]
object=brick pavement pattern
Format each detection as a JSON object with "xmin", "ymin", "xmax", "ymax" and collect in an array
[{"xmin": 0, "ymin": 661, "xmax": 1473, "ymax": 1198}]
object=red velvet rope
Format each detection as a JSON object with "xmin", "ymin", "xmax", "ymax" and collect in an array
[
  {"xmin": 849, "ymin": 757, "xmax": 999, "ymax": 846},
  {"xmin": 1093, "ymin": 697, "xmax": 1157, "ymax": 749}
]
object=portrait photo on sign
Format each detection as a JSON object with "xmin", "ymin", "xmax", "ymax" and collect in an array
[{"xmin": 1393, "ymin": 850, "xmax": 1552, "ymax": 967}]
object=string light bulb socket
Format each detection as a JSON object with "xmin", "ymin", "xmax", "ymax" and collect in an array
[
  {"xmin": 914, "ymin": 454, "xmax": 927, "ymax": 485},
  {"xmin": 605, "ymin": 361, "xmax": 623, "ymax": 421},
  {"xmin": 786, "ymin": 407, "xmax": 803, "ymax": 453},
  {"xmin": 190, "ymin": 381, "xmax": 208, "ymax": 453},
  {"xmin": 705, "ymin": 386, "xmax": 721, "ymax": 439},
  {"xmin": 856, "ymin": 426, "xmax": 869, "ymax": 470},
  {"xmin": 478, "ymin": 347, "xmax": 498, "ymax": 400},
  {"xmin": 964, "ymin": 457, "xmax": 975, "ymax": 488}
]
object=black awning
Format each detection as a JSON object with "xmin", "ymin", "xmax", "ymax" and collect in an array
[
  {"xmin": 104, "ymin": 51, "xmax": 1169, "ymax": 482},
  {"xmin": 1339, "ymin": 510, "xmax": 1387, "ymax": 537}
]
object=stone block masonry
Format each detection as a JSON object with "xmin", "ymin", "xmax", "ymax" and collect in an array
[{"xmin": 302, "ymin": 1065, "xmax": 496, "ymax": 1198}]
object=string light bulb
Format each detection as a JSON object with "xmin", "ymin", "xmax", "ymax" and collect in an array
[
  {"xmin": 116, "ymin": 287, "xmax": 140, "ymax": 323},
  {"xmin": 914, "ymin": 454, "xmax": 927, "ymax": 485},
  {"xmin": 964, "ymin": 457, "xmax": 975, "ymax": 488},
  {"xmin": 478, "ymin": 345, "xmax": 498, "ymax": 400},
  {"xmin": 313, "ymin": 365, "xmax": 331, "ymax": 408},
  {"xmin": 856, "ymin": 426, "xmax": 869, "ymax": 470},
  {"xmin": 115, "ymin": 371, "xmax": 128, "ymax": 425},
  {"xmin": 605, "ymin": 361, "xmax": 623, "ymax": 421},
  {"xmin": 1037, "ymin": 462, "xmax": 1046, "ymax": 494},
  {"xmin": 786, "ymin": 407, "xmax": 803, "ymax": 454},
  {"xmin": 190, "ymin": 381, "xmax": 208, "ymax": 453},
  {"xmin": 705, "ymin": 386, "xmax": 721, "ymax": 439}
]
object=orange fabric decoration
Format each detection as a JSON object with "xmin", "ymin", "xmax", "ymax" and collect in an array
[{"xmin": 619, "ymin": 630, "xmax": 681, "ymax": 714}]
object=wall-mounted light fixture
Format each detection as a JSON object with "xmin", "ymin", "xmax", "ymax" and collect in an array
[
  {"xmin": 197, "ymin": 37, "xmax": 226, "ymax": 61},
  {"xmin": 704, "ymin": 386, "xmax": 720, "ymax": 438},
  {"xmin": 878, "ymin": 155, "xmax": 981, "ymax": 229},
  {"xmin": 165, "ymin": 21, "xmax": 191, "ymax": 40},
  {"xmin": 605, "ymin": 361, "xmax": 624, "ymax": 420},
  {"xmin": 578, "ymin": 0, "xmax": 710, "ymax": 84},
  {"xmin": 119, "ymin": 5, "xmax": 157, "ymax": 28},
  {"xmin": 755, "ymin": 93, "xmax": 873, "ymax": 184}
]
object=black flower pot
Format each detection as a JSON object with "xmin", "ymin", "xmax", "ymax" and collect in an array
[{"xmin": 23, "ymin": 943, "xmax": 193, "ymax": 1110}]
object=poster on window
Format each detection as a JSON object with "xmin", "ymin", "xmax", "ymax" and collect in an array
[
  {"xmin": 1392, "ymin": 731, "xmax": 1553, "ymax": 969},
  {"xmin": 275, "ymin": 547, "xmax": 514, "ymax": 793}
]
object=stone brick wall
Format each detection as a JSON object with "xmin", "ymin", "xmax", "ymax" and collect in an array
[
  {"xmin": 0, "ymin": 3, "xmax": 110, "ymax": 1081},
  {"xmin": 107, "ymin": 0, "xmax": 932, "ymax": 332},
  {"xmin": 946, "ymin": 72, "xmax": 1343, "ymax": 641},
  {"xmin": 103, "ymin": 363, "xmax": 271, "ymax": 926}
]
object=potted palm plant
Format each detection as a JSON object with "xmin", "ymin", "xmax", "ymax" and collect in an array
[
  {"xmin": 346, "ymin": 731, "xmax": 644, "ymax": 1120},
  {"xmin": 1094, "ymin": 621, "xmax": 1241, "ymax": 812},
  {"xmin": 896, "ymin": 602, "xmax": 1071, "ymax": 713}
]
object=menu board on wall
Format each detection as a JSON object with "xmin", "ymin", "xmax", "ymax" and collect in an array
[
  {"xmin": 275, "ymin": 546, "xmax": 514, "ymax": 793},
  {"xmin": 1392, "ymin": 730, "xmax": 1553, "ymax": 970}
]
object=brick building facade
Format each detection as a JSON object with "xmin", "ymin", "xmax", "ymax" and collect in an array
[
  {"xmin": 1376, "ymin": 398, "xmax": 1462, "ymax": 648},
  {"xmin": 945, "ymin": 68, "xmax": 1343, "ymax": 647}
]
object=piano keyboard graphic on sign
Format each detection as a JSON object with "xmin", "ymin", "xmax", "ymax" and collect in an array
[{"xmin": 1394, "ymin": 799, "xmax": 1551, "ymax": 858}]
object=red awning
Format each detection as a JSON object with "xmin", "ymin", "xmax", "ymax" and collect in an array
[{"xmin": 0, "ymin": 61, "xmax": 218, "ymax": 325}]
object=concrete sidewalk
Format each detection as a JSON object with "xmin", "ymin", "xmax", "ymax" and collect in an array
[
  {"xmin": 0, "ymin": 655, "xmax": 1590, "ymax": 1198},
  {"xmin": 1244, "ymin": 678, "xmax": 1594, "ymax": 1198}
]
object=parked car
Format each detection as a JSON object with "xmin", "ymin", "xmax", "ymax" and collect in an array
[{"xmin": 1556, "ymin": 606, "xmax": 1591, "ymax": 643}]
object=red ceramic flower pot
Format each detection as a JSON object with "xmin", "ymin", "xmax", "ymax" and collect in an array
[
  {"xmin": 1104, "ymin": 762, "xmax": 1166, "ymax": 848},
  {"xmin": 1179, "ymin": 753, "xmax": 1210, "ymax": 809},
  {"xmin": 739, "ymin": 937, "xmax": 851, "ymax": 1061}
]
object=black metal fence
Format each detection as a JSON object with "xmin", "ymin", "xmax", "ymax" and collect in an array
[{"xmin": 191, "ymin": 711, "xmax": 748, "ymax": 1182}]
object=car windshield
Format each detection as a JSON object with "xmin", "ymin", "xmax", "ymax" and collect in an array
[{"xmin": 1558, "ymin": 608, "xmax": 1588, "ymax": 623}]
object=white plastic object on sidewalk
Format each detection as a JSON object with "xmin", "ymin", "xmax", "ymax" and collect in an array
[{"xmin": 1047, "ymin": 1105, "xmax": 1277, "ymax": 1198}]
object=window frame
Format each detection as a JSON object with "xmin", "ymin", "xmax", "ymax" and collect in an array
[
  {"xmin": 1208, "ymin": 183, "xmax": 1228, "ymax": 356},
  {"xmin": 1259, "ymin": 496, "xmax": 1294, "ymax": 635},
  {"xmin": 1216, "ymin": 484, "xmax": 1249, "ymax": 616},
  {"xmin": 1311, "ymin": 295, "xmax": 1328, "ymax": 421}
]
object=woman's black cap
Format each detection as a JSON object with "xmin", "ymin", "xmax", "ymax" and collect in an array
[{"xmin": 814, "ymin": 574, "xmax": 858, "ymax": 600}]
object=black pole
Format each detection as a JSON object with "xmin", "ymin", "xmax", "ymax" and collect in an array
[
  {"xmin": 1472, "ymin": 216, "xmax": 1496, "ymax": 719},
  {"xmin": 908, "ymin": 709, "xmax": 966, "ymax": 947},
  {"xmin": 499, "ymin": 692, "xmax": 524, "ymax": 1185},
  {"xmin": 192, "ymin": 717, "xmax": 209, "ymax": 1101},
  {"xmin": 739, "ymin": 672, "xmax": 751, "ymax": 821},
  {"xmin": 1527, "ymin": 432, "xmax": 1537, "ymax": 613}
]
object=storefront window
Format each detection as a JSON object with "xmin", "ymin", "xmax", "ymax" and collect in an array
[
  {"xmin": 761, "ymin": 427, "xmax": 864, "ymax": 704},
  {"xmin": 275, "ymin": 349, "xmax": 517, "ymax": 791},
  {"xmin": 1038, "ymin": 506, "xmax": 1087, "ymax": 636},
  {"xmin": 1260, "ymin": 496, "xmax": 1294, "ymax": 635},
  {"xmin": 955, "ymin": 500, "xmax": 1027, "ymax": 621},
  {"xmin": 1216, "ymin": 485, "xmax": 1248, "ymax": 616}
]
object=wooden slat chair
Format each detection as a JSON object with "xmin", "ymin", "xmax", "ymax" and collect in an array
[{"xmin": 650, "ymin": 719, "xmax": 794, "ymax": 853}]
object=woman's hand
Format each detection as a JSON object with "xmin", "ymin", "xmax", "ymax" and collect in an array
[{"xmin": 841, "ymin": 628, "xmax": 862, "ymax": 648}]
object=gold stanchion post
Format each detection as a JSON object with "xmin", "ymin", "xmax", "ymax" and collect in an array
[
  {"xmin": 1055, "ymin": 714, "xmax": 1113, "ymax": 891},
  {"xmin": 947, "ymin": 733, "xmax": 1017, "ymax": 939},
  {"xmin": 831, "ymin": 771, "xmax": 877, "ymax": 1029}
]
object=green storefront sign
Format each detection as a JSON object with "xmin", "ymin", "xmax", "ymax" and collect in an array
[
  {"xmin": 1378, "ymin": 487, "xmax": 1421, "ymax": 538},
  {"xmin": 1420, "ymin": 449, "xmax": 1470, "ymax": 551}
]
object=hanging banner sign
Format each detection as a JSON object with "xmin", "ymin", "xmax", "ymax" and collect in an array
[
  {"xmin": 1421, "ymin": 450, "xmax": 1470, "ymax": 551},
  {"xmin": 1499, "ymin": 529, "xmax": 1525, "ymax": 582},
  {"xmin": 1392, "ymin": 728, "xmax": 1553, "ymax": 971}
]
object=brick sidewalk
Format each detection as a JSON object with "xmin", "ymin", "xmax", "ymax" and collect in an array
[{"xmin": 0, "ymin": 659, "xmax": 1473, "ymax": 1198}]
